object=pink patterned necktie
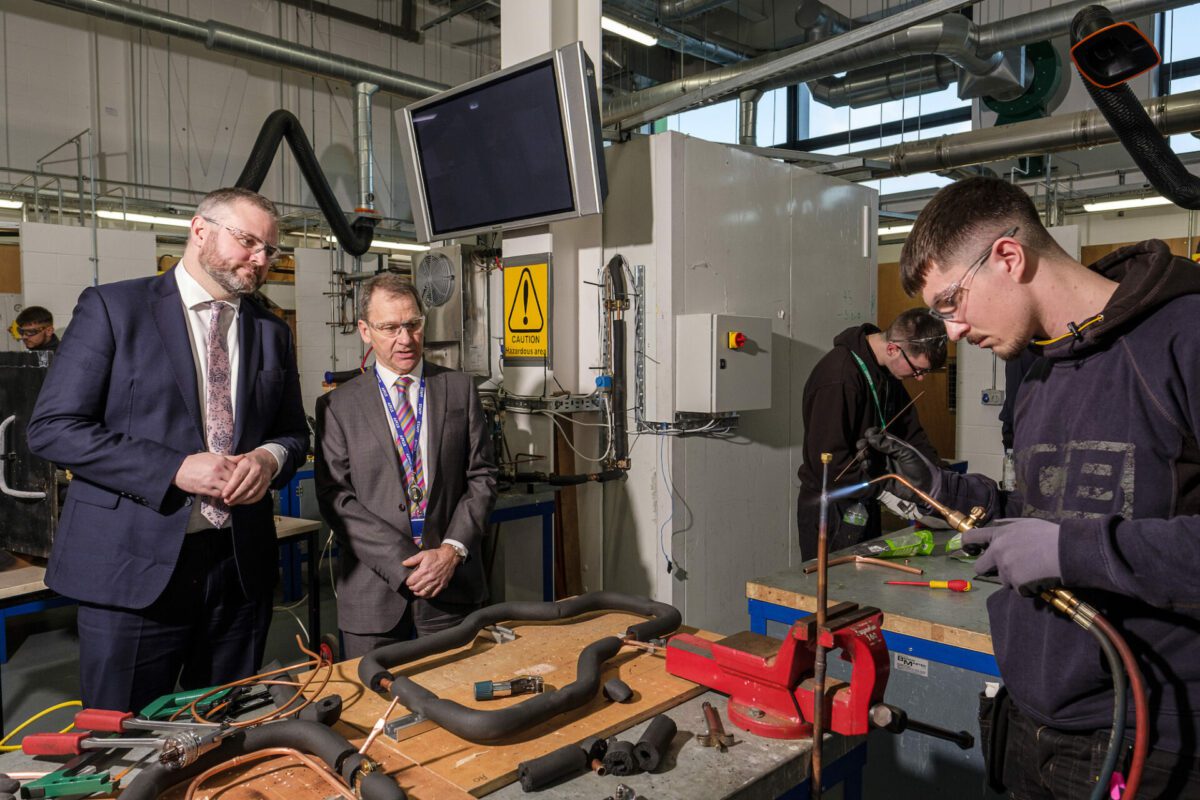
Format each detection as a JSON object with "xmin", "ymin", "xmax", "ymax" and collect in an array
[
  {"xmin": 202, "ymin": 300, "xmax": 233, "ymax": 528},
  {"xmin": 394, "ymin": 375, "xmax": 427, "ymax": 518}
]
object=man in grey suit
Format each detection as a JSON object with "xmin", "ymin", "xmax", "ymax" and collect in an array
[{"xmin": 315, "ymin": 273, "xmax": 496, "ymax": 658}]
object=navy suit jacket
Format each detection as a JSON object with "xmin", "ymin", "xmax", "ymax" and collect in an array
[{"xmin": 27, "ymin": 269, "xmax": 309, "ymax": 610}]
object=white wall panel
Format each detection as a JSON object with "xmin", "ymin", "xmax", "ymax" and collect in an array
[{"xmin": 600, "ymin": 133, "xmax": 876, "ymax": 634}]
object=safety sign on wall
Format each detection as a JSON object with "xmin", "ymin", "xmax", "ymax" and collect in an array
[{"xmin": 502, "ymin": 254, "xmax": 551, "ymax": 365}]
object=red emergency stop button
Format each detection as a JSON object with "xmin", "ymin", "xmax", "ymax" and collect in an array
[{"xmin": 727, "ymin": 331, "xmax": 747, "ymax": 350}]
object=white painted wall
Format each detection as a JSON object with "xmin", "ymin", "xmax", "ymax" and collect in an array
[
  {"xmin": 0, "ymin": 1, "xmax": 495, "ymax": 218},
  {"xmin": 19, "ymin": 222, "xmax": 155, "ymax": 331},
  {"xmin": 599, "ymin": 133, "xmax": 877, "ymax": 633}
]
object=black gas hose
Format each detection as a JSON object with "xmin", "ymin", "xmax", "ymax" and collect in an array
[
  {"xmin": 1070, "ymin": 6, "xmax": 1200, "ymax": 209},
  {"xmin": 236, "ymin": 109, "xmax": 377, "ymax": 255}
]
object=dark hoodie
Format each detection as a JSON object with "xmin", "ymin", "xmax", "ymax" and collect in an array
[
  {"xmin": 798, "ymin": 324, "xmax": 936, "ymax": 495},
  {"xmin": 945, "ymin": 240, "xmax": 1200, "ymax": 756}
]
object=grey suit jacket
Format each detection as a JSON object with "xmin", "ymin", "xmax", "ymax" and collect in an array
[{"xmin": 314, "ymin": 362, "xmax": 497, "ymax": 634}]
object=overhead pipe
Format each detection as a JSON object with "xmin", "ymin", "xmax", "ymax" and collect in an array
[
  {"xmin": 603, "ymin": 0, "xmax": 1193, "ymax": 128},
  {"xmin": 852, "ymin": 88, "xmax": 1200, "ymax": 176},
  {"xmin": 604, "ymin": 1, "xmax": 999, "ymax": 127},
  {"xmin": 739, "ymin": 88, "xmax": 762, "ymax": 145},
  {"xmin": 808, "ymin": 56, "xmax": 958, "ymax": 108},
  {"xmin": 33, "ymin": 0, "xmax": 447, "ymax": 100},
  {"xmin": 658, "ymin": 0, "xmax": 734, "ymax": 20},
  {"xmin": 795, "ymin": 0, "xmax": 859, "ymax": 41},
  {"xmin": 353, "ymin": 83, "xmax": 379, "ymax": 212},
  {"xmin": 603, "ymin": 5, "xmax": 752, "ymax": 65}
]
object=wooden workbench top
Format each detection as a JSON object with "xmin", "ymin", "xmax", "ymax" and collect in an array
[{"xmin": 748, "ymin": 547, "xmax": 998, "ymax": 655}]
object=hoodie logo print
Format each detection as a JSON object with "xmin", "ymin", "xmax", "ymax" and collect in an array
[{"xmin": 1017, "ymin": 440, "xmax": 1135, "ymax": 520}]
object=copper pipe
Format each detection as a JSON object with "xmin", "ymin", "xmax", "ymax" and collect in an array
[
  {"xmin": 183, "ymin": 746, "xmax": 355, "ymax": 800},
  {"xmin": 811, "ymin": 453, "xmax": 833, "ymax": 800},
  {"xmin": 834, "ymin": 391, "xmax": 926, "ymax": 482},
  {"xmin": 804, "ymin": 555, "xmax": 924, "ymax": 575},
  {"xmin": 867, "ymin": 474, "xmax": 986, "ymax": 533}
]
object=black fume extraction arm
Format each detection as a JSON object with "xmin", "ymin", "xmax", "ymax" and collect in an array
[{"xmin": 237, "ymin": 109, "xmax": 377, "ymax": 255}]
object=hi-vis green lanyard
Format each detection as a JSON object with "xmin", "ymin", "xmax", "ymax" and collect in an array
[{"xmin": 850, "ymin": 352, "xmax": 887, "ymax": 428}]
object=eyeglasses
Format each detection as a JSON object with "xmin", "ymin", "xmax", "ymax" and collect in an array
[
  {"xmin": 928, "ymin": 225, "xmax": 1019, "ymax": 322},
  {"xmin": 17, "ymin": 326, "xmax": 48, "ymax": 337},
  {"xmin": 202, "ymin": 217, "xmax": 281, "ymax": 262},
  {"xmin": 366, "ymin": 317, "xmax": 426, "ymax": 337},
  {"xmin": 896, "ymin": 346, "xmax": 937, "ymax": 378}
]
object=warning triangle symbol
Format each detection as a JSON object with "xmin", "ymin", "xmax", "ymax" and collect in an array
[{"xmin": 508, "ymin": 267, "xmax": 545, "ymax": 333}]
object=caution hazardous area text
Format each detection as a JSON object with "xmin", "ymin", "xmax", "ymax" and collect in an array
[{"xmin": 503, "ymin": 259, "xmax": 550, "ymax": 362}]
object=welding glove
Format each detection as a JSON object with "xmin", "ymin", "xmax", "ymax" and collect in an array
[
  {"xmin": 963, "ymin": 519, "xmax": 1062, "ymax": 597},
  {"xmin": 857, "ymin": 427, "xmax": 943, "ymax": 506}
]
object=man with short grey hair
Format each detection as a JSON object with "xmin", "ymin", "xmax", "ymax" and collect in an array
[
  {"xmin": 316, "ymin": 272, "xmax": 496, "ymax": 657},
  {"xmin": 28, "ymin": 186, "xmax": 307, "ymax": 712}
]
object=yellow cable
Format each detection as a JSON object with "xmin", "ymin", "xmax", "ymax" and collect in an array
[
  {"xmin": 0, "ymin": 700, "xmax": 81, "ymax": 752},
  {"xmin": 1034, "ymin": 314, "xmax": 1104, "ymax": 346}
]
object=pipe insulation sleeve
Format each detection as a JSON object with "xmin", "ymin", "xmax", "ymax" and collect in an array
[
  {"xmin": 357, "ymin": 593, "xmax": 682, "ymax": 743},
  {"xmin": 516, "ymin": 744, "xmax": 588, "ymax": 791},
  {"xmin": 634, "ymin": 714, "xmax": 678, "ymax": 772},
  {"xmin": 1070, "ymin": 6, "xmax": 1200, "ymax": 209},
  {"xmin": 235, "ymin": 109, "xmax": 377, "ymax": 255}
]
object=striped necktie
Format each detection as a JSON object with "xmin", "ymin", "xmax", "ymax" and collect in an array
[
  {"xmin": 394, "ymin": 375, "xmax": 427, "ymax": 518},
  {"xmin": 202, "ymin": 300, "xmax": 233, "ymax": 528}
]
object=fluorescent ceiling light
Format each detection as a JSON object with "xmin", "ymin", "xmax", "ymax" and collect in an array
[
  {"xmin": 324, "ymin": 235, "xmax": 429, "ymax": 252},
  {"xmin": 0, "ymin": 199, "xmax": 23, "ymax": 210},
  {"xmin": 1082, "ymin": 195, "xmax": 1173, "ymax": 213},
  {"xmin": 96, "ymin": 210, "xmax": 192, "ymax": 227},
  {"xmin": 601, "ymin": 15, "xmax": 658, "ymax": 47},
  {"xmin": 878, "ymin": 223, "xmax": 914, "ymax": 236}
]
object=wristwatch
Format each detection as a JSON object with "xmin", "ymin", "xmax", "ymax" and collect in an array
[{"xmin": 444, "ymin": 540, "xmax": 468, "ymax": 562}]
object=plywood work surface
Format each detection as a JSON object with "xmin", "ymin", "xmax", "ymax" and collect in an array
[
  {"xmin": 308, "ymin": 611, "xmax": 712, "ymax": 798},
  {"xmin": 748, "ymin": 554, "xmax": 997, "ymax": 655}
]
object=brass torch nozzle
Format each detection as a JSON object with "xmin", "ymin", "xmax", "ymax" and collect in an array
[{"xmin": 867, "ymin": 474, "xmax": 986, "ymax": 533}]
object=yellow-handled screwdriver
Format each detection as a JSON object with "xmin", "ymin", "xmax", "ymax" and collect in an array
[{"xmin": 885, "ymin": 579, "xmax": 972, "ymax": 592}]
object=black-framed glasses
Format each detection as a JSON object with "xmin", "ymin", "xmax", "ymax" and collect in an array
[
  {"xmin": 366, "ymin": 317, "xmax": 426, "ymax": 338},
  {"xmin": 202, "ymin": 216, "xmax": 281, "ymax": 262},
  {"xmin": 896, "ymin": 346, "xmax": 938, "ymax": 378},
  {"xmin": 928, "ymin": 225, "xmax": 1019, "ymax": 322}
]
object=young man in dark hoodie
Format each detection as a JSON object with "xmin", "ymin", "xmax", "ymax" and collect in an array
[
  {"xmin": 867, "ymin": 176, "xmax": 1200, "ymax": 798},
  {"xmin": 796, "ymin": 308, "xmax": 947, "ymax": 560}
]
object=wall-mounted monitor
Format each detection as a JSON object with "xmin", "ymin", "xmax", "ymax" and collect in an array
[{"xmin": 398, "ymin": 41, "xmax": 608, "ymax": 243}]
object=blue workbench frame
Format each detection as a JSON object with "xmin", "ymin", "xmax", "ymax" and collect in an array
[{"xmin": 748, "ymin": 598, "xmax": 1000, "ymax": 677}]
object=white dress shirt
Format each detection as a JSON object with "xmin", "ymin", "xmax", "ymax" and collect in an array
[{"xmin": 175, "ymin": 264, "xmax": 285, "ymax": 531}]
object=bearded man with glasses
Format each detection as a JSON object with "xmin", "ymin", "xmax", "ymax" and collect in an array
[
  {"xmin": 27, "ymin": 187, "xmax": 308, "ymax": 712},
  {"xmin": 796, "ymin": 307, "xmax": 948, "ymax": 560},
  {"xmin": 862, "ymin": 175, "xmax": 1200, "ymax": 798}
]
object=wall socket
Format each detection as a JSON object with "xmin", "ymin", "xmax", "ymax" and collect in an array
[{"xmin": 981, "ymin": 389, "xmax": 1005, "ymax": 406}]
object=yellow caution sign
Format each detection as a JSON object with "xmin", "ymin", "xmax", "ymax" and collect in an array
[{"xmin": 503, "ymin": 255, "xmax": 551, "ymax": 364}]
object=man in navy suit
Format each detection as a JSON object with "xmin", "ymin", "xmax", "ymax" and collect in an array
[{"xmin": 27, "ymin": 187, "xmax": 308, "ymax": 712}]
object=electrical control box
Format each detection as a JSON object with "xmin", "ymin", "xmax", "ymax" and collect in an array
[
  {"xmin": 981, "ymin": 388, "xmax": 1006, "ymax": 406},
  {"xmin": 675, "ymin": 314, "xmax": 773, "ymax": 413}
]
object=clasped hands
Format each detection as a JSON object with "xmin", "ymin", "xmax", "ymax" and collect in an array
[{"xmin": 174, "ymin": 450, "xmax": 276, "ymax": 506}]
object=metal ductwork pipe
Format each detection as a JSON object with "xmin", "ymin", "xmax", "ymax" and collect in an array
[
  {"xmin": 975, "ymin": 0, "xmax": 1194, "ymax": 53},
  {"xmin": 853, "ymin": 88, "xmax": 1200, "ymax": 176},
  {"xmin": 738, "ymin": 88, "xmax": 762, "ymax": 145},
  {"xmin": 34, "ymin": 0, "xmax": 448, "ymax": 100},
  {"xmin": 808, "ymin": 56, "xmax": 958, "ymax": 108},
  {"xmin": 659, "ymin": 0, "xmax": 733, "ymax": 20},
  {"xmin": 354, "ymin": 83, "xmax": 379, "ymax": 212},
  {"xmin": 604, "ymin": 7, "xmax": 1006, "ymax": 126},
  {"xmin": 604, "ymin": 0, "xmax": 1191, "ymax": 128},
  {"xmin": 795, "ymin": 0, "xmax": 858, "ymax": 41}
]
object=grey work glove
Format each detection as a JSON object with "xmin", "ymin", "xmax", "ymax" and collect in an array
[
  {"xmin": 856, "ymin": 427, "xmax": 943, "ymax": 506},
  {"xmin": 963, "ymin": 518, "xmax": 1062, "ymax": 597}
]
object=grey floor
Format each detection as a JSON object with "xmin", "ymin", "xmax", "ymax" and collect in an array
[{"xmin": 0, "ymin": 557, "xmax": 341, "ymax": 740}]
